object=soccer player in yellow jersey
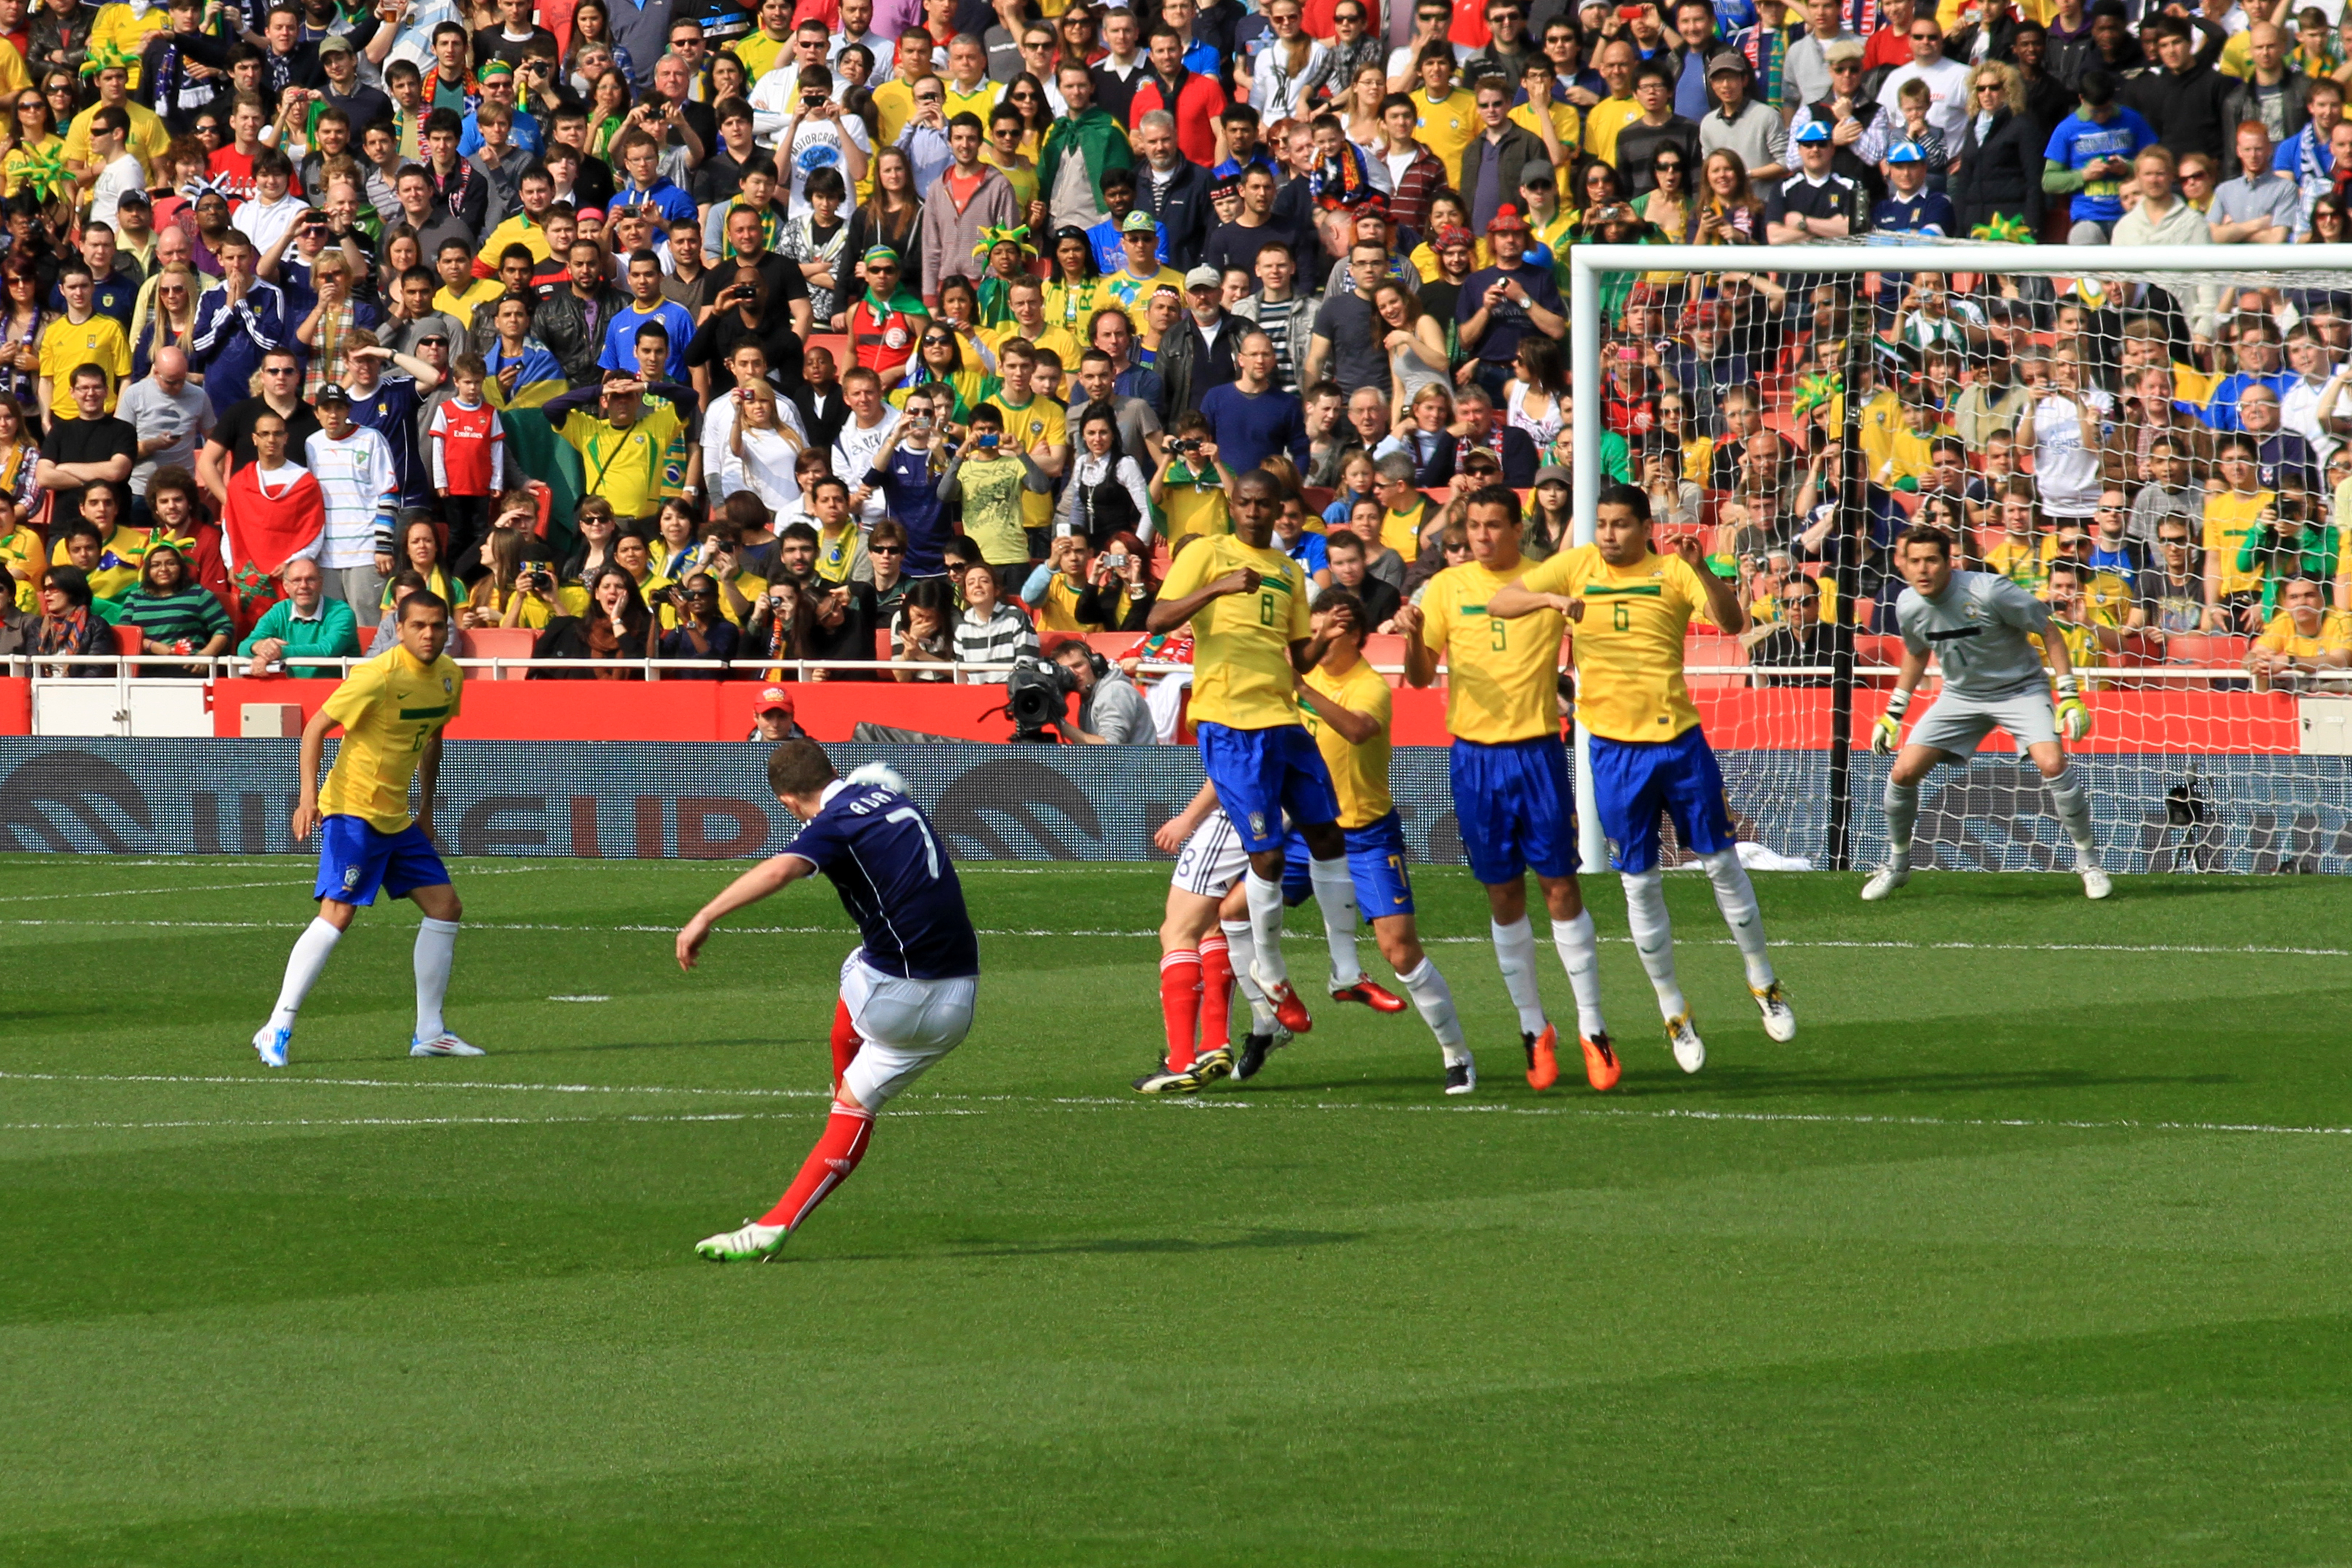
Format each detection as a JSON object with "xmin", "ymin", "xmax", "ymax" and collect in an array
[
  {"xmin": 1147, "ymin": 467, "xmax": 1358, "ymax": 1057},
  {"xmin": 1396, "ymin": 484, "xmax": 1617, "ymax": 1094},
  {"xmin": 1491, "ymin": 483, "xmax": 1797, "ymax": 1075},
  {"xmin": 251, "ymin": 589, "xmax": 478, "ymax": 1068},
  {"xmin": 1279, "ymin": 590, "xmax": 1479, "ymax": 1092}
]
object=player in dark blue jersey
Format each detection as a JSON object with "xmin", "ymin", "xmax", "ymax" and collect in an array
[{"xmin": 678, "ymin": 740, "xmax": 981, "ymax": 1262}]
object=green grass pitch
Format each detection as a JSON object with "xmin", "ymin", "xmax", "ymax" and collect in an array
[{"xmin": 4, "ymin": 852, "xmax": 2351, "ymax": 1565}]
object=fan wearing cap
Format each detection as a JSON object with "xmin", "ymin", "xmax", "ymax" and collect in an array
[
  {"xmin": 1698, "ymin": 48, "xmax": 1788, "ymax": 201},
  {"xmin": 749, "ymin": 684, "xmax": 809, "ymax": 742},
  {"xmin": 1102, "ymin": 207, "xmax": 1186, "ymax": 314},
  {"xmin": 1454, "ymin": 201, "xmax": 1564, "ymax": 399},
  {"xmin": 1764, "ymin": 116, "xmax": 1869, "ymax": 243},
  {"xmin": 1871, "ymin": 139, "xmax": 1957, "ymax": 235}
]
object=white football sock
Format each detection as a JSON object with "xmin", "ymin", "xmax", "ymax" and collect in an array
[
  {"xmin": 1221, "ymin": 918, "xmax": 1278, "ymax": 1033},
  {"xmin": 413, "ymin": 916, "xmax": 459, "ymax": 1040},
  {"xmin": 1621, "ymin": 867, "xmax": 1689, "ymax": 1021},
  {"xmin": 1549, "ymin": 909, "xmax": 1607, "ymax": 1038},
  {"xmin": 1244, "ymin": 871, "xmax": 1288, "ymax": 987},
  {"xmin": 2045, "ymin": 765, "xmax": 2100, "ymax": 862},
  {"xmin": 1884, "ymin": 779, "xmax": 1919, "ymax": 870},
  {"xmin": 269, "ymin": 916, "xmax": 342, "ymax": 1029},
  {"xmin": 1306, "ymin": 855, "xmax": 1363, "ymax": 989},
  {"xmin": 1699, "ymin": 848, "xmax": 1776, "ymax": 989},
  {"xmin": 1489, "ymin": 916, "xmax": 1547, "ymax": 1036},
  {"xmin": 1397, "ymin": 956, "xmax": 1468, "ymax": 1065}
]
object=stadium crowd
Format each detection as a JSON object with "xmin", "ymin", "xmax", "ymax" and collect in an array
[{"xmin": 0, "ymin": 0, "xmax": 2346, "ymax": 702}]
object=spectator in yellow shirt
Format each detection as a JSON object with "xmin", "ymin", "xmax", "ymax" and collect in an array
[{"xmin": 2245, "ymin": 576, "xmax": 2352, "ymax": 690}]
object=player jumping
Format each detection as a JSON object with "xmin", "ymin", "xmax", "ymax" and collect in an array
[
  {"xmin": 253, "ymin": 588, "xmax": 476, "ymax": 1067},
  {"xmin": 1283, "ymin": 590, "xmax": 1473, "ymax": 1091},
  {"xmin": 682, "ymin": 743, "xmax": 980, "ymax": 1262},
  {"xmin": 1396, "ymin": 485, "xmax": 1617, "ymax": 1093},
  {"xmin": 1864, "ymin": 524, "xmax": 2109, "ymax": 901},
  {"xmin": 1137, "ymin": 779, "xmax": 1284, "ymax": 1093},
  {"xmin": 1490, "ymin": 484, "xmax": 1796, "ymax": 1073},
  {"xmin": 1146, "ymin": 468, "xmax": 1360, "ymax": 1041}
]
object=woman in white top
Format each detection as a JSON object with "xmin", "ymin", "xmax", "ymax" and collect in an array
[
  {"xmin": 1059, "ymin": 402, "xmax": 1156, "ymax": 546},
  {"xmin": 1372, "ymin": 278, "xmax": 1447, "ymax": 421},
  {"xmin": 1503, "ymin": 334, "xmax": 1570, "ymax": 453},
  {"xmin": 1240, "ymin": 0, "xmax": 1333, "ymax": 123},
  {"xmin": 725, "ymin": 382, "xmax": 808, "ymax": 514},
  {"xmin": 1341, "ymin": 61, "xmax": 1387, "ymax": 158},
  {"xmin": 2016, "ymin": 346, "xmax": 2114, "ymax": 522}
]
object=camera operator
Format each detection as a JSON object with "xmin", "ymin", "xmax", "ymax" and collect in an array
[
  {"xmin": 1074, "ymin": 529, "xmax": 1157, "ymax": 631},
  {"xmin": 1051, "ymin": 638, "xmax": 1153, "ymax": 743},
  {"xmin": 2235, "ymin": 488, "xmax": 2334, "ymax": 623}
]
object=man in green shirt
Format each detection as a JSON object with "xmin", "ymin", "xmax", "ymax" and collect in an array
[{"xmin": 239, "ymin": 557, "xmax": 364, "ymax": 677}]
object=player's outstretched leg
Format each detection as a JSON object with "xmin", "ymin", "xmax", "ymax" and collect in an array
[
  {"xmin": 1864, "ymin": 774, "xmax": 1921, "ymax": 901},
  {"xmin": 1309, "ymin": 853, "xmax": 1400, "ymax": 1013},
  {"xmin": 1622, "ymin": 868, "xmax": 1705, "ymax": 1073},
  {"xmin": 697, "ymin": 1096, "xmax": 875, "ymax": 1262},
  {"xmin": 1372, "ymin": 916, "xmax": 1473, "ymax": 1094},
  {"xmin": 1697, "ymin": 849, "xmax": 1795, "ymax": 1042},
  {"xmin": 829, "ymin": 999, "xmax": 862, "ymax": 1098},
  {"xmin": 255, "ymin": 908, "xmax": 350, "ymax": 1067},
  {"xmin": 407, "ymin": 884, "xmax": 479, "ymax": 1057}
]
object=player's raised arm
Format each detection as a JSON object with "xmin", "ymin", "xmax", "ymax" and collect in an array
[
  {"xmin": 676, "ymin": 852, "xmax": 819, "ymax": 970},
  {"xmin": 1289, "ymin": 596, "xmax": 1352, "ymax": 673},
  {"xmin": 1296, "ymin": 666, "xmax": 1383, "ymax": 744},
  {"xmin": 1670, "ymin": 536, "xmax": 1746, "ymax": 635},
  {"xmin": 1487, "ymin": 579, "xmax": 1578, "ymax": 621}
]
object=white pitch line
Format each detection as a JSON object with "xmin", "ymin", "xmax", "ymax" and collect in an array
[
  {"xmin": 5, "ymin": 1067, "xmax": 2352, "ymax": 1142},
  {"xmin": 0, "ymin": 879, "xmax": 312, "ymax": 902},
  {"xmin": 0, "ymin": 916, "xmax": 2344, "ymax": 961}
]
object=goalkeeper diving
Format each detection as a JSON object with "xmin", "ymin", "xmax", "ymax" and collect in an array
[{"xmin": 1864, "ymin": 524, "xmax": 2109, "ymax": 901}]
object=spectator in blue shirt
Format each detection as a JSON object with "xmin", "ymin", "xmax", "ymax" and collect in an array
[
  {"xmin": 1198, "ymin": 330, "xmax": 1308, "ymax": 474},
  {"xmin": 608, "ymin": 131, "xmax": 699, "ymax": 223},
  {"xmin": 1872, "ymin": 141, "xmax": 1958, "ymax": 233},
  {"xmin": 2043, "ymin": 69, "xmax": 2154, "ymax": 243},
  {"xmin": 599, "ymin": 252, "xmax": 697, "ymax": 381}
]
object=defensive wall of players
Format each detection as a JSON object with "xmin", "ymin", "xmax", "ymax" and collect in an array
[{"xmin": 4, "ymin": 735, "xmax": 2349, "ymax": 874}]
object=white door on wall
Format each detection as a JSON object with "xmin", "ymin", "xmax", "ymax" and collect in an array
[{"xmin": 32, "ymin": 681, "xmax": 212, "ymax": 738}]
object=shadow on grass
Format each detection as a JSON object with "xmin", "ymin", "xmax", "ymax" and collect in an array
[
  {"xmin": 1630, "ymin": 1063, "xmax": 2238, "ymax": 1100},
  {"xmin": 818, "ymin": 1228, "xmax": 1368, "ymax": 1264}
]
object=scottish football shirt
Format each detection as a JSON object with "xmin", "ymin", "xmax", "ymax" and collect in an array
[
  {"xmin": 1416, "ymin": 559, "xmax": 1566, "ymax": 745},
  {"xmin": 783, "ymin": 776, "xmax": 980, "ymax": 980},
  {"xmin": 318, "ymin": 645, "xmax": 465, "ymax": 832},
  {"xmin": 1521, "ymin": 544, "xmax": 1710, "ymax": 744}
]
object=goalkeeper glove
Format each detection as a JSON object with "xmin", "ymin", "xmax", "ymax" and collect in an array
[
  {"xmin": 1871, "ymin": 689, "xmax": 1909, "ymax": 755},
  {"xmin": 2055, "ymin": 675, "xmax": 2091, "ymax": 741}
]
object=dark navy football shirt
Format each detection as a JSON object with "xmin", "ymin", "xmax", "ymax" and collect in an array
[{"xmin": 784, "ymin": 780, "xmax": 980, "ymax": 980}]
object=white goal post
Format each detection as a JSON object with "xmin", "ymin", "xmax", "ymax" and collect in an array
[{"xmin": 1565, "ymin": 242, "xmax": 2352, "ymax": 876}]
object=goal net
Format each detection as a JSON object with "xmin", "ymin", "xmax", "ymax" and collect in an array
[{"xmin": 1566, "ymin": 240, "xmax": 2352, "ymax": 876}]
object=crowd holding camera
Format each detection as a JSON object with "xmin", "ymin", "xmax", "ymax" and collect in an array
[{"xmin": 0, "ymin": 0, "xmax": 2344, "ymax": 696}]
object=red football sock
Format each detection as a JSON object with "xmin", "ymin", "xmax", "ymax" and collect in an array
[
  {"xmin": 829, "ymin": 998, "xmax": 861, "ymax": 1094},
  {"xmin": 758, "ymin": 1104, "xmax": 874, "ymax": 1230},
  {"xmin": 1160, "ymin": 948, "xmax": 1201, "ymax": 1071},
  {"xmin": 1198, "ymin": 932, "xmax": 1233, "ymax": 1052}
]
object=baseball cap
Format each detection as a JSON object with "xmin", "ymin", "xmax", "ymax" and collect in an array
[
  {"xmin": 1183, "ymin": 264, "xmax": 1220, "ymax": 289},
  {"xmin": 753, "ymin": 684, "xmax": 795, "ymax": 714},
  {"xmin": 1886, "ymin": 141, "xmax": 1924, "ymax": 164},
  {"xmin": 1792, "ymin": 119, "xmax": 1832, "ymax": 143},
  {"xmin": 318, "ymin": 33, "xmax": 353, "ymax": 53},
  {"xmin": 1706, "ymin": 49, "xmax": 1747, "ymax": 75},
  {"xmin": 315, "ymin": 383, "xmax": 352, "ymax": 406},
  {"xmin": 1519, "ymin": 159, "xmax": 1554, "ymax": 188},
  {"xmin": 1121, "ymin": 210, "xmax": 1158, "ymax": 235}
]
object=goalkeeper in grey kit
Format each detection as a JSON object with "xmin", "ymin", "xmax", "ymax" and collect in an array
[{"xmin": 1863, "ymin": 524, "xmax": 2111, "ymax": 901}]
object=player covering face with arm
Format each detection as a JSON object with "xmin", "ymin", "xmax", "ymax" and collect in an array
[
  {"xmin": 1394, "ymin": 483, "xmax": 1616, "ymax": 1094},
  {"xmin": 255, "ymin": 591, "xmax": 477, "ymax": 1067},
  {"xmin": 1862, "ymin": 524, "xmax": 2107, "ymax": 901},
  {"xmin": 679, "ymin": 742, "xmax": 982, "ymax": 1262},
  {"xmin": 1489, "ymin": 483, "xmax": 1796, "ymax": 1075}
]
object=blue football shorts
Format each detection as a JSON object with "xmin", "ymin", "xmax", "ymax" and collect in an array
[
  {"xmin": 1449, "ymin": 735, "xmax": 1578, "ymax": 884},
  {"xmin": 1196, "ymin": 719, "xmax": 1341, "ymax": 853},
  {"xmin": 1588, "ymin": 726, "xmax": 1738, "ymax": 876},
  {"xmin": 1280, "ymin": 809, "xmax": 1415, "ymax": 921},
  {"xmin": 313, "ymin": 814, "xmax": 451, "ymax": 905}
]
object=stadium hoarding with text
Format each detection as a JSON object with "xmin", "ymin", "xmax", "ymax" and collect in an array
[{"xmin": 2, "ymin": 740, "xmax": 2349, "ymax": 874}]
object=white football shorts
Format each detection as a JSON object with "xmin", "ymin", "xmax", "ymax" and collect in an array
[
  {"xmin": 838, "ymin": 948, "xmax": 977, "ymax": 1110},
  {"xmin": 1908, "ymin": 687, "xmax": 2061, "ymax": 757},
  {"xmin": 1170, "ymin": 807, "xmax": 1250, "ymax": 899}
]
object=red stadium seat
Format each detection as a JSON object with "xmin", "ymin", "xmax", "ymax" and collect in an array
[
  {"xmin": 1360, "ymin": 632, "xmax": 1408, "ymax": 686},
  {"xmin": 2154, "ymin": 634, "xmax": 2251, "ymax": 667},
  {"xmin": 108, "ymin": 624, "xmax": 141, "ymax": 660},
  {"xmin": 873, "ymin": 630, "xmax": 892, "ymax": 662},
  {"xmin": 463, "ymin": 627, "xmax": 537, "ymax": 676}
]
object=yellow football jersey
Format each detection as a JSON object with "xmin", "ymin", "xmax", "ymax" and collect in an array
[
  {"xmin": 1299, "ymin": 655, "xmax": 1393, "ymax": 829},
  {"xmin": 1413, "ymin": 85, "xmax": 1479, "ymax": 187},
  {"xmin": 1522, "ymin": 544, "xmax": 1709, "ymax": 744},
  {"xmin": 2257, "ymin": 608, "xmax": 2352, "ymax": 659},
  {"xmin": 1158, "ymin": 533, "xmax": 1309, "ymax": 730},
  {"xmin": 2203, "ymin": 489, "xmax": 2274, "ymax": 599},
  {"xmin": 317, "ymin": 645, "xmax": 466, "ymax": 833},
  {"xmin": 1417, "ymin": 560, "xmax": 1567, "ymax": 745}
]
